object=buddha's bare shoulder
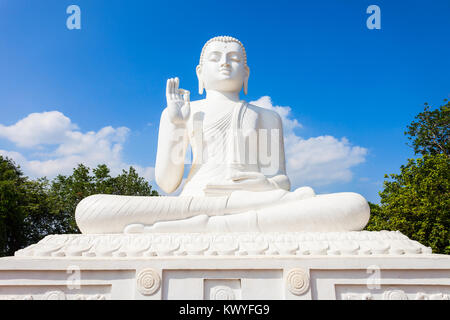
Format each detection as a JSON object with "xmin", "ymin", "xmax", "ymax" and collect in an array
[{"xmin": 246, "ymin": 102, "xmax": 282, "ymax": 127}]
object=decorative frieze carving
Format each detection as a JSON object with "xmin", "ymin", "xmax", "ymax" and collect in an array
[
  {"xmin": 343, "ymin": 290, "xmax": 449, "ymax": 300},
  {"xmin": 0, "ymin": 292, "xmax": 106, "ymax": 300},
  {"xmin": 14, "ymin": 231, "xmax": 432, "ymax": 258}
]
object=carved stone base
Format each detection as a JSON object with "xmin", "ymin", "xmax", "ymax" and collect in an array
[{"xmin": 0, "ymin": 231, "xmax": 449, "ymax": 300}]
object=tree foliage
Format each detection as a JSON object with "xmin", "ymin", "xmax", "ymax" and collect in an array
[
  {"xmin": 405, "ymin": 100, "xmax": 449, "ymax": 157},
  {"xmin": 366, "ymin": 155, "xmax": 449, "ymax": 253},
  {"xmin": 0, "ymin": 156, "xmax": 29, "ymax": 256},
  {"xmin": 49, "ymin": 164, "xmax": 158, "ymax": 233},
  {"xmin": 366, "ymin": 100, "xmax": 450, "ymax": 254},
  {"xmin": 0, "ymin": 159, "xmax": 158, "ymax": 256}
]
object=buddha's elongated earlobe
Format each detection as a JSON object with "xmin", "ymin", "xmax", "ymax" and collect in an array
[
  {"xmin": 243, "ymin": 66, "xmax": 250, "ymax": 95},
  {"xmin": 196, "ymin": 65, "xmax": 204, "ymax": 95}
]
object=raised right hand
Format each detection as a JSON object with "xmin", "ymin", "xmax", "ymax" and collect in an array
[{"xmin": 166, "ymin": 77, "xmax": 190, "ymax": 125}]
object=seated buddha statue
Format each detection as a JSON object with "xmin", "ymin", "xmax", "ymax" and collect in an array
[{"xmin": 75, "ymin": 36, "xmax": 370, "ymax": 234}]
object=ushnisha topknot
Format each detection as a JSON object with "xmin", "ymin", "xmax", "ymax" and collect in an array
[{"xmin": 199, "ymin": 36, "xmax": 247, "ymax": 66}]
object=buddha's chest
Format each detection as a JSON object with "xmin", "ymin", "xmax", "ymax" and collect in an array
[{"xmin": 187, "ymin": 106, "xmax": 259, "ymax": 140}]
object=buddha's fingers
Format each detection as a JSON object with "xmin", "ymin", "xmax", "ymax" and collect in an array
[
  {"xmin": 204, "ymin": 189, "xmax": 233, "ymax": 197},
  {"xmin": 166, "ymin": 78, "xmax": 171, "ymax": 100},
  {"xmin": 205, "ymin": 184, "xmax": 237, "ymax": 189},
  {"xmin": 170, "ymin": 78, "xmax": 175, "ymax": 100},
  {"xmin": 230, "ymin": 175, "xmax": 247, "ymax": 182},
  {"xmin": 175, "ymin": 77, "xmax": 184, "ymax": 101},
  {"xmin": 167, "ymin": 78, "xmax": 172, "ymax": 100},
  {"xmin": 204, "ymin": 184, "xmax": 240, "ymax": 196},
  {"xmin": 182, "ymin": 89, "xmax": 190, "ymax": 103},
  {"xmin": 181, "ymin": 102, "xmax": 190, "ymax": 121},
  {"xmin": 231, "ymin": 172, "xmax": 262, "ymax": 181}
]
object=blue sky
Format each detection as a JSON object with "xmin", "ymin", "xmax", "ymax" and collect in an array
[{"xmin": 0, "ymin": 0, "xmax": 449, "ymax": 203}]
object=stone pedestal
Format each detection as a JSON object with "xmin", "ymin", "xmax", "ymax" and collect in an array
[{"xmin": 0, "ymin": 231, "xmax": 449, "ymax": 300}]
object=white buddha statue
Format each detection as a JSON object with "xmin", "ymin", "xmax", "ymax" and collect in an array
[{"xmin": 75, "ymin": 36, "xmax": 370, "ymax": 234}]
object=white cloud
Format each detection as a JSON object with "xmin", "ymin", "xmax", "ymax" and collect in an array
[
  {"xmin": 0, "ymin": 111, "xmax": 155, "ymax": 181},
  {"xmin": 0, "ymin": 111, "xmax": 77, "ymax": 148},
  {"xmin": 251, "ymin": 96, "xmax": 367, "ymax": 187}
]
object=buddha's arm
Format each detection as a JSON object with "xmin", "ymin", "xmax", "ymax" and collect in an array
[
  {"xmin": 155, "ymin": 107, "xmax": 188, "ymax": 193},
  {"xmin": 260, "ymin": 108, "xmax": 291, "ymax": 191}
]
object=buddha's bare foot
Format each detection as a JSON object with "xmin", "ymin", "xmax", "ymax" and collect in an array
[
  {"xmin": 143, "ymin": 214, "xmax": 210, "ymax": 233},
  {"xmin": 123, "ymin": 223, "xmax": 145, "ymax": 234}
]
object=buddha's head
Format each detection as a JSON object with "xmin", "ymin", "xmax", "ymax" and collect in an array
[{"xmin": 196, "ymin": 36, "xmax": 250, "ymax": 95}]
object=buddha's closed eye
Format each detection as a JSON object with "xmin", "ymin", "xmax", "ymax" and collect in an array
[
  {"xmin": 207, "ymin": 52, "xmax": 241, "ymax": 63},
  {"xmin": 208, "ymin": 53, "xmax": 221, "ymax": 61},
  {"xmin": 229, "ymin": 54, "xmax": 241, "ymax": 62}
]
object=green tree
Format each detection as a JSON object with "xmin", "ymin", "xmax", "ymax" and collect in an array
[
  {"xmin": 49, "ymin": 164, "xmax": 95, "ymax": 233},
  {"xmin": 406, "ymin": 100, "xmax": 449, "ymax": 157},
  {"xmin": 0, "ymin": 156, "xmax": 28, "ymax": 256},
  {"xmin": 366, "ymin": 155, "xmax": 449, "ymax": 253},
  {"xmin": 48, "ymin": 164, "xmax": 158, "ymax": 233},
  {"xmin": 22, "ymin": 178, "xmax": 69, "ymax": 245},
  {"xmin": 0, "ymin": 156, "xmax": 63, "ymax": 255},
  {"xmin": 112, "ymin": 166, "xmax": 158, "ymax": 196},
  {"xmin": 366, "ymin": 100, "xmax": 450, "ymax": 254},
  {"xmin": 0, "ymin": 160, "xmax": 158, "ymax": 256}
]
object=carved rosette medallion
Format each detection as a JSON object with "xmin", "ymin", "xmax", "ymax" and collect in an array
[
  {"xmin": 383, "ymin": 289, "xmax": 408, "ymax": 300},
  {"xmin": 43, "ymin": 290, "xmax": 66, "ymax": 300},
  {"xmin": 210, "ymin": 286, "xmax": 236, "ymax": 300},
  {"xmin": 286, "ymin": 268, "xmax": 310, "ymax": 295},
  {"xmin": 136, "ymin": 268, "xmax": 161, "ymax": 296}
]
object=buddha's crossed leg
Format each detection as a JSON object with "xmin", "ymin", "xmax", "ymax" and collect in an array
[
  {"xmin": 76, "ymin": 187, "xmax": 316, "ymax": 234},
  {"xmin": 126, "ymin": 191, "xmax": 369, "ymax": 233}
]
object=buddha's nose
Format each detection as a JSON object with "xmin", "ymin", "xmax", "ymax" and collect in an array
[
  {"xmin": 219, "ymin": 56, "xmax": 230, "ymax": 67},
  {"xmin": 220, "ymin": 61, "xmax": 231, "ymax": 69}
]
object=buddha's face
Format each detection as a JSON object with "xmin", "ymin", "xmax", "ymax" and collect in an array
[{"xmin": 197, "ymin": 41, "xmax": 249, "ymax": 94}]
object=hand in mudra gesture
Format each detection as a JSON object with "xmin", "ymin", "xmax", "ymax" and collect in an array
[
  {"xmin": 166, "ymin": 77, "xmax": 190, "ymax": 125},
  {"xmin": 204, "ymin": 171, "xmax": 276, "ymax": 196}
]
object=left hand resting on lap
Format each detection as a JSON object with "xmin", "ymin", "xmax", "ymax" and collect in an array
[{"xmin": 204, "ymin": 172, "xmax": 275, "ymax": 195}]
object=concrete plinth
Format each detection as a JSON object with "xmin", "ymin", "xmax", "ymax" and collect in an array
[{"xmin": 0, "ymin": 231, "xmax": 449, "ymax": 300}]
